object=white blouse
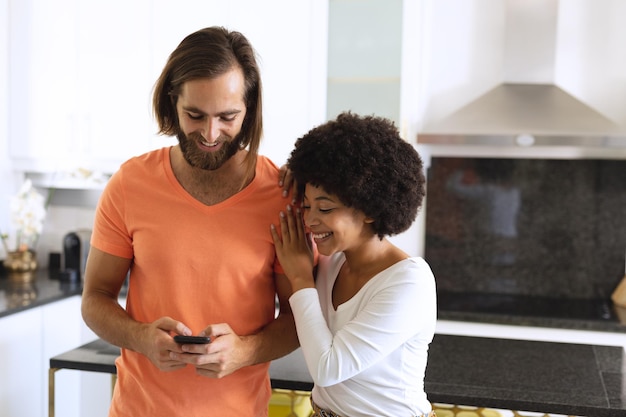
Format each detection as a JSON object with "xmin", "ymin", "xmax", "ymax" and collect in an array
[{"xmin": 289, "ymin": 253, "xmax": 437, "ymax": 417}]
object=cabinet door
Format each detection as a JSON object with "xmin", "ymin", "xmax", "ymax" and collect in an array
[
  {"xmin": 8, "ymin": 0, "xmax": 78, "ymax": 167},
  {"xmin": 74, "ymin": 0, "xmax": 158, "ymax": 169},
  {"xmin": 9, "ymin": 0, "xmax": 161, "ymax": 173},
  {"xmin": 41, "ymin": 296, "xmax": 85, "ymax": 417},
  {"xmin": 0, "ymin": 308, "xmax": 44, "ymax": 417},
  {"xmin": 0, "ymin": 295, "xmax": 102, "ymax": 417}
]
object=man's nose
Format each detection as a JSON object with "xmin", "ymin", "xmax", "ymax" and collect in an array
[{"xmin": 202, "ymin": 119, "xmax": 221, "ymax": 142}]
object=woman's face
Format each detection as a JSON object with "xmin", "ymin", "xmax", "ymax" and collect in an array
[{"xmin": 301, "ymin": 184, "xmax": 373, "ymax": 256}]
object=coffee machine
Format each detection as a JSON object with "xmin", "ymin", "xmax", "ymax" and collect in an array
[{"xmin": 62, "ymin": 229, "xmax": 91, "ymax": 281}]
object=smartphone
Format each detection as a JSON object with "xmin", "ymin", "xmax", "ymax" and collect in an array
[{"xmin": 174, "ymin": 335, "xmax": 211, "ymax": 344}]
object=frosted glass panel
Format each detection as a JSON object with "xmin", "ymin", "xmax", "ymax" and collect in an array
[
  {"xmin": 328, "ymin": 0, "xmax": 402, "ymax": 78},
  {"xmin": 327, "ymin": 0, "xmax": 402, "ymax": 123},
  {"xmin": 327, "ymin": 80, "xmax": 400, "ymax": 124}
]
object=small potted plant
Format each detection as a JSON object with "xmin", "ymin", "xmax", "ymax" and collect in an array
[{"xmin": 1, "ymin": 179, "xmax": 48, "ymax": 274}]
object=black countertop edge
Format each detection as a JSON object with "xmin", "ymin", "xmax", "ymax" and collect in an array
[
  {"xmin": 438, "ymin": 310, "xmax": 626, "ymax": 333},
  {"xmin": 0, "ymin": 269, "xmax": 82, "ymax": 319},
  {"xmin": 0, "ymin": 292, "xmax": 81, "ymax": 319},
  {"xmin": 426, "ymin": 393, "xmax": 620, "ymax": 417},
  {"xmin": 271, "ymin": 379, "xmax": 314, "ymax": 392}
]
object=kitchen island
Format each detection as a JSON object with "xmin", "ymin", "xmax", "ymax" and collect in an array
[{"xmin": 50, "ymin": 334, "xmax": 626, "ymax": 417}]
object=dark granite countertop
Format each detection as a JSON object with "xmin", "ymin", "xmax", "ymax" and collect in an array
[
  {"xmin": 425, "ymin": 335, "xmax": 626, "ymax": 416},
  {"xmin": 52, "ymin": 335, "xmax": 626, "ymax": 416},
  {"xmin": 0, "ymin": 268, "xmax": 82, "ymax": 319}
]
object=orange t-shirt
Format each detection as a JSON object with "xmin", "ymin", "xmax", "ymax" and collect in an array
[{"xmin": 91, "ymin": 147, "xmax": 286, "ymax": 417}]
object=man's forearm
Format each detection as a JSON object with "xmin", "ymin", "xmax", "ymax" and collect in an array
[
  {"xmin": 81, "ymin": 292, "xmax": 146, "ymax": 352},
  {"xmin": 243, "ymin": 311, "xmax": 300, "ymax": 366}
]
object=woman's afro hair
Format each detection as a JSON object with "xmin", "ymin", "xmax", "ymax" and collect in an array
[{"xmin": 287, "ymin": 111, "xmax": 426, "ymax": 239}]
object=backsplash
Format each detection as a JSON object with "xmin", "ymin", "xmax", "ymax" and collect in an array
[
  {"xmin": 33, "ymin": 189, "xmax": 100, "ymax": 268},
  {"xmin": 425, "ymin": 157, "xmax": 626, "ymax": 301}
]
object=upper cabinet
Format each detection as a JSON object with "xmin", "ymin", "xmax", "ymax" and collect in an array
[
  {"xmin": 9, "ymin": 0, "xmax": 168, "ymax": 174},
  {"xmin": 8, "ymin": 0, "xmax": 328, "ymax": 175}
]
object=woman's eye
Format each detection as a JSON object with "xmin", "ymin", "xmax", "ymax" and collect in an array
[
  {"xmin": 221, "ymin": 115, "xmax": 237, "ymax": 122},
  {"xmin": 319, "ymin": 208, "xmax": 333, "ymax": 213}
]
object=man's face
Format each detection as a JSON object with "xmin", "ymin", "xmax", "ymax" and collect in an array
[{"xmin": 175, "ymin": 68, "xmax": 247, "ymax": 170}]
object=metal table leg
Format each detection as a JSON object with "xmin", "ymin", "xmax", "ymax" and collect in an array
[{"xmin": 48, "ymin": 367, "xmax": 59, "ymax": 417}]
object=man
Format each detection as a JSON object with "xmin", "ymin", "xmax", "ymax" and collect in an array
[{"xmin": 81, "ymin": 26, "xmax": 299, "ymax": 417}]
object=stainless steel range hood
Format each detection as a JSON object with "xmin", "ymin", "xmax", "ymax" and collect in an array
[
  {"xmin": 417, "ymin": 0, "xmax": 626, "ymax": 144},
  {"xmin": 421, "ymin": 83, "xmax": 619, "ymax": 136}
]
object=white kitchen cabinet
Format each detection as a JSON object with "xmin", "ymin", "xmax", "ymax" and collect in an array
[
  {"xmin": 71, "ymin": 0, "xmax": 156, "ymax": 169},
  {"xmin": 8, "ymin": 0, "xmax": 327, "ymax": 174},
  {"xmin": 0, "ymin": 0, "xmax": 12, "ymax": 228},
  {"xmin": 8, "ymin": 0, "xmax": 79, "ymax": 169},
  {"xmin": 0, "ymin": 295, "xmax": 101, "ymax": 417},
  {"xmin": 8, "ymin": 0, "xmax": 163, "ymax": 174},
  {"xmin": 0, "ymin": 307, "xmax": 43, "ymax": 417}
]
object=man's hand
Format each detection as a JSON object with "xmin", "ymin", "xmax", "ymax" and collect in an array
[
  {"xmin": 169, "ymin": 323, "xmax": 251, "ymax": 378},
  {"xmin": 139, "ymin": 317, "xmax": 192, "ymax": 372}
]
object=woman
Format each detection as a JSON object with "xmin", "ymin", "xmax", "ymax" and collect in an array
[{"xmin": 271, "ymin": 112, "xmax": 437, "ymax": 417}]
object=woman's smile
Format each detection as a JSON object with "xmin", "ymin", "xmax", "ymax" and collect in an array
[{"xmin": 312, "ymin": 231, "xmax": 333, "ymax": 243}]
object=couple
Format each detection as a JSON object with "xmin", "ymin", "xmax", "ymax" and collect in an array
[{"xmin": 81, "ymin": 26, "xmax": 436, "ymax": 417}]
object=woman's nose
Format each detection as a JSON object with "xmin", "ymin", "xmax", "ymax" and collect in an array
[{"xmin": 303, "ymin": 210, "xmax": 317, "ymax": 227}]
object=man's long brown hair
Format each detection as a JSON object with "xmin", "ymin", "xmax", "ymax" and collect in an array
[{"xmin": 153, "ymin": 26, "xmax": 263, "ymax": 180}]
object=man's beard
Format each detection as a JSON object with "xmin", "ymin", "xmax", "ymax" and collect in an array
[{"xmin": 177, "ymin": 130, "xmax": 243, "ymax": 171}]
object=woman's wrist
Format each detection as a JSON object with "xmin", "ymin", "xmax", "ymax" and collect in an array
[{"xmin": 289, "ymin": 275, "xmax": 315, "ymax": 292}]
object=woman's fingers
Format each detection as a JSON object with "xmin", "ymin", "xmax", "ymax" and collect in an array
[
  {"xmin": 285, "ymin": 205, "xmax": 297, "ymax": 241},
  {"xmin": 295, "ymin": 207, "xmax": 305, "ymax": 239},
  {"xmin": 273, "ymin": 205, "xmax": 307, "ymax": 248}
]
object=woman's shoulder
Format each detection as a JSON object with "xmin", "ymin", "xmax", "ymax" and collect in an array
[{"xmin": 379, "ymin": 257, "xmax": 436, "ymax": 287}]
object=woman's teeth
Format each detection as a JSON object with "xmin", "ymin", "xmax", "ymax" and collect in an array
[{"xmin": 314, "ymin": 232, "xmax": 332, "ymax": 240}]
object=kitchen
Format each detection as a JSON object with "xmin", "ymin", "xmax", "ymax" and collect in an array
[{"xmin": 2, "ymin": 0, "xmax": 626, "ymax": 416}]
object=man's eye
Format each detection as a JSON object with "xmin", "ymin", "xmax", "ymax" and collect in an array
[
  {"xmin": 221, "ymin": 115, "xmax": 237, "ymax": 122},
  {"xmin": 188, "ymin": 113, "xmax": 204, "ymax": 121}
]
